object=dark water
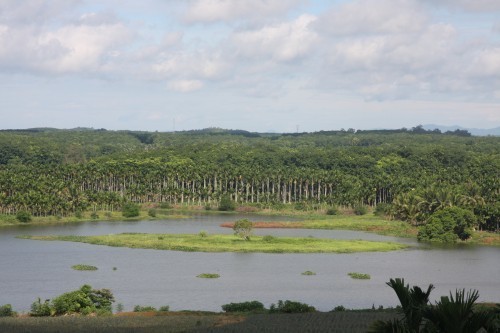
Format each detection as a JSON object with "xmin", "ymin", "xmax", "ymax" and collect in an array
[{"xmin": 0, "ymin": 214, "xmax": 498, "ymax": 312}]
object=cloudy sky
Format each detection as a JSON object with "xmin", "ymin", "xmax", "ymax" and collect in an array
[{"xmin": 1, "ymin": 0, "xmax": 499, "ymax": 132}]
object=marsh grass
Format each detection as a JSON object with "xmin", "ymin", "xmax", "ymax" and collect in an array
[
  {"xmin": 348, "ymin": 272, "xmax": 371, "ymax": 280},
  {"xmin": 19, "ymin": 234, "xmax": 407, "ymax": 254},
  {"xmin": 301, "ymin": 271, "xmax": 316, "ymax": 276},
  {"xmin": 71, "ymin": 264, "xmax": 98, "ymax": 271}
]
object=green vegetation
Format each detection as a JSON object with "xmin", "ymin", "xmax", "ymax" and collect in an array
[
  {"xmin": 0, "ymin": 304, "xmax": 15, "ymax": 317},
  {"xmin": 301, "ymin": 271, "xmax": 316, "ymax": 276},
  {"xmin": 196, "ymin": 273, "xmax": 220, "ymax": 279},
  {"xmin": 0, "ymin": 128, "xmax": 497, "ymax": 245},
  {"xmin": 222, "ymin": 301, "xmax": 265, "ymax": 313},
  {"xmin": 20, "ymin": 233, "xmax": 408, "ymax": 253},
  {"xmin": 16, "ymin": 210, "xmax": 31, "ymax": 223},
  {"xmin": 30, "ymin": 285, "xmax": 114, "ymax": 317},
  {"xmin": 122, "ymin": 203, "xmax": 140, "ymax": 218},
  {"xmin": 71, "ymin": 264, "xmax": 98, "ymax": 271},
  {"xmin": 418, "ymin": 207, "xmax": 476, "ymax": 243},
  {"xmin": 233, "ymin": 219, "xmax": 253, "ymax": 240},
  {"xmin": 269, "ymin": 300, "xmax": 316, "ymax": 313},
  {"xmin": 370, "ymin": 278, "xmax": 498, "ymax": 333},
  {"xmin": 348, "ymin": 272, "xmax": 371, "ymax": 279},
  {"xmin": 133, "ymin": 305, "xmax": 157, "ymax": 312}
]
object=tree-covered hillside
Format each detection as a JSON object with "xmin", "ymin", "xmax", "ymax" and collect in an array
[{"xmin": 0, "ymin": 127, "xmax": 498, "ymax": 231}]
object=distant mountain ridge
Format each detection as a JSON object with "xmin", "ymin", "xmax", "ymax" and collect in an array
[{"xmin": 423, "ymin": 124, "xmax": 500, "ymax": 136}]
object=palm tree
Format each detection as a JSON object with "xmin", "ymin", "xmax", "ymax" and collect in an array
[
  {"xmin": 423, "ymin": 289, "xmax": 495, "ymax": 333},
  {"xmin": 369, "ymin": 278, "xmax": 434, "ymax": 333}
]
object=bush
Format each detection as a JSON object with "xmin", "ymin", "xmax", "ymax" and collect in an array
[
  {"xmin": 148, "ymin": 208, "xmax": 157, "ymax": 217},
  {"xmin": 122, "ymin": 202, "xmax": 140, "ymax": 218},
  {"xmin": 326, "ymin": 206, "xmax": 339, "ymax": 215},
  {"xmin": 374, "ymin": 203, "xmax": 391, "ymax": 216},
  {"xmin": 333, "ymin": 305, "xmax": 346, "ymax": 311},
  {"xmin": 233, "ymin": 219, "xmax": 253, "ymax": 240},
  {"xmin": 219, "ymin": 194, "xmax": 235, "ymax": 211},
  {"xmin": 30, "ymin": 298, "xmax": 52, "ymax": 317},
  {"xmin": 269, "ymin": 300, "xmax": 316, "ymax": 313},
  {"xmin": 16, "ymin": 210, "xmax": 32, "ymax": 223},
  {"xmin": 353, "ymin": 204, "xmax": 368, "ymax": 215},
  {"xmin": 90, "ymin": 212, "xmax": 99, "ymax": 219},
  {"xmin": 75, "ymin": 210, "xmax": 83, "ymax": 219},
  {"xmin": 301, "ymin": 271, "xmax": 316, "ymax": 276},
  {"xmin": 418, "ymin": 207, "xmax": 476, "ymax": 243},
  {"xmin": 159, "ymin": 202, "xmax": 171, "ymax": 209},
  {"xmin": 204, "ymin": 205, "xmax": 212, "ymax": 211},
  {"xmin": 134, "ymin": 305, "xmax": 157, "ymax": 312},
  {"xmin": 199, "ymin": 230, "xmax": 208, "ymax": 238},
  {"xmin": 222, "ymin": 301, "xmax": 265, "ymax": 313},
  {"xmin": 0, "ymin": 304, "xmax": 15, "ymax": 317},
  {"xmin": 159, "ymin": 305, "xmax": 170, "ymax": 312},
  {"xmin": 262, "ymin": 235, "xmax": 276, "ymax": 242}
]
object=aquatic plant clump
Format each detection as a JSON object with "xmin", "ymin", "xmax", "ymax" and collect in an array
[
  {"xmin": 301, "ymin": 271, "xmax": 316, "ymax": 275},
  {"xmin": 71, "ymin": 264, "xmax": 98, "ymax": 271},
  {"xmin": 348, "ymin": 272, "xmax": 371, "ymax": 279},
  {"xmin": 196, "ymin": 273, "xmax": 220, "ymax": 279}
]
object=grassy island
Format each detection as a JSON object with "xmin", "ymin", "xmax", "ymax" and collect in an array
[{"xmin": 19, "ymin": 233, "xmax": 407, "ymax": 254}]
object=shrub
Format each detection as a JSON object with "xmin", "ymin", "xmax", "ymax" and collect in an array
[
  {"xmin": 301, "ymin": 271, "xmax": 316, "ymax": 276},
  {"xmin": 326, "ymin": 206, "xmax": 339, "ymax": 215},
  {"xmin": 90, "ymin": 212, "xmax": 99, "ymax": 220},
  {"xmin": 269, "ymin": 300, "xmax": 316, "ymax": 313},
  {"xmin": 159, "ymin": 305, "xmax": 170, "ymax": 312},
  {"xmin": 75, "ymin": 210, "xmax": 83, "ymax": 219},
  {"xmin": 418, "ymin": 207, "xmax": 476, "ymax": 243},
  {"xmin": 134, "ymin": 305, "xmax": 157, "ymax": 312},
  {"xmin": 233, "ymin": 219, "xmax": 253, "ymax": 240},
  {"xmin": 159, "ymin": 202, "xmax": 171, "ymax": 209},
  {"xmin": 199, "ymin": 230, "xmax": 208, "ymax": 238},
  {"xmin": 218, "ymin": 194, "xmax": 235, "ymax": 211},
  {"xmin": 16, "ymin": 210, "xmax": 32, "ymax": 223},
  {"xmin": 30, "ymin": 298, "xmax": 52, "ymax": 317},
  {"xmin": 333, "ymin": 305, "xmax": 346, "ymax": 312},
  {"xmin": 204, "ymin": 205, "xmax": 212, "ymax": 211},
  {"xmin": 0, "ymin": 304, "xmax": 15, "ymax": 317},
  {"xmin": 122, "ymin": 202, "xmax": 140, "ymax": 218},
  {"xmin": 374, "ymin": 203, "xmax": 391, "ymax": 216},
  {"xmin": 116, "ymin": 303, "xmax": 124, "ymax": 313},
  {"xmin": 262, "ymin": 235, "xmax": 276, "ymax": 242},
  {"xmin": 348, "ymin": 272, "xmax": 371, "ymax": 279},
  {"xmin": 50, "ymin": 284, "xmax": 114, "ymax": 316},
  {"xmin": 222, "ymin": 301, "xmax": 265, "ymax": 313},
  {"xmin": 148, "ymin": 208, "xmax": 157, "ymax": 217},
  {"xmin": 353, "ymin": 204, "xmax": 368, "ymax": 215}
]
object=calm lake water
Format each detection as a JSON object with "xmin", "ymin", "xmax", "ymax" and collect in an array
[{"xmin": 1, "ymin": 214, "xmax": 499, "ymax": 312}]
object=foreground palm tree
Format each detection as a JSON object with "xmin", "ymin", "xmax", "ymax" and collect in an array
[{"xmin": 369, "ymin": 278, "xmax": 434, "ymax": 333}]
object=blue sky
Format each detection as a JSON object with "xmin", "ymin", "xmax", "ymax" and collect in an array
[{"xmin": 0, "ymin": 0, "xmax": 499, "ymax": 132}]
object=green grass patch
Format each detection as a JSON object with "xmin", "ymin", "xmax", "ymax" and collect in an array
[
  {"xmin": 71, "ymin": 264, "xmax": 98, "ymax": 271},
  {"xmin": 196, "ymin": 273, "xmax": 220, "ymax": 279},
  {"xmin": 301, "ymin": 271, "xmax": 316, "ymax": 276},
  {"xmin": 348, "ymin": 272, "xmax": 371, "ymax": 279},
  {"xmin": 18, "ymin": 233, "xmax": 407, "ymax": 254}
]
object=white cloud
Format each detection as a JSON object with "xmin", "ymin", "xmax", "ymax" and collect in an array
[
  {"xmin": 425, "ymin": 0, "xmax": 500, "ymax": 12},
  {"xmin": 183, "ymin": 0, "xmax": 303, "ymax": 23},
  {"xmin": 167, "ymin": 79, "xmax": 204, "ymax": 92},
  {"xmin": 230, "ymin": 14, "xmax": 319, "ymax": 62},
  {"xmin": 317, "ymin": 0, "xmax": 429, "ymax": 36}
]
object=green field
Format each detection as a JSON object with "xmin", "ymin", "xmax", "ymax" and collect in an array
[{"xmin": 20, "ymin": 233, "xmax": 407, "ymax": 253}]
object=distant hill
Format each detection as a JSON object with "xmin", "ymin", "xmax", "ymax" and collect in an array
[{"xmin": 423, "ymin": 124, "xmax": 500, "ymax": 136}]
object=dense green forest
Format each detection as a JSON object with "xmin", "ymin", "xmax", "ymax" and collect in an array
[{"xmin": 0, "ymin": 127, "xmax": 498, "ymax": 231}]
